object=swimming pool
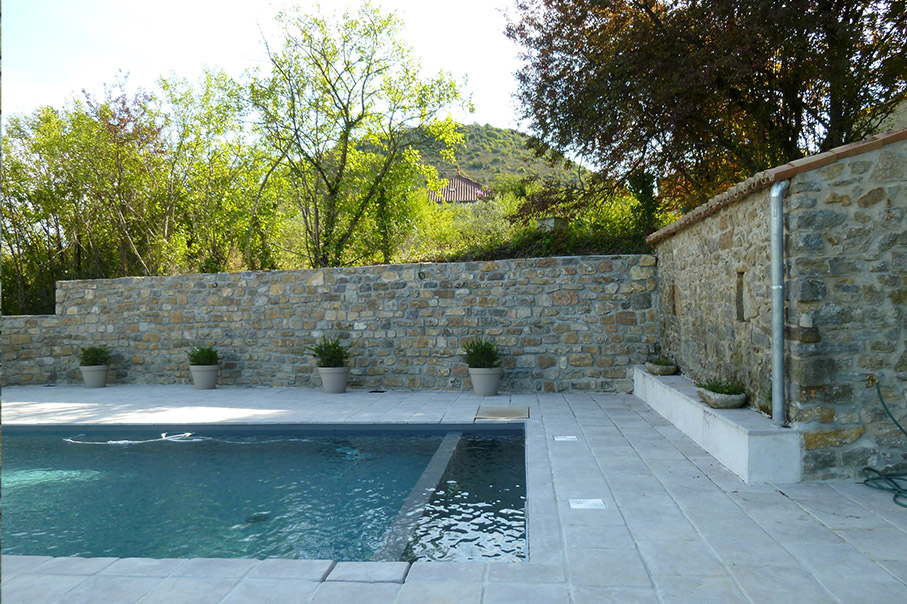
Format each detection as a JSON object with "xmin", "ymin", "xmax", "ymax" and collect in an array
[{"xmin": 1, "ymin": 424, "xmax": 526, "ymax": 562}]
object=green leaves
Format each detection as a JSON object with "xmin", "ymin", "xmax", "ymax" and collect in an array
[{"xmin": 250, "ymin": 2, "xmax": 467, "ymax": 268}]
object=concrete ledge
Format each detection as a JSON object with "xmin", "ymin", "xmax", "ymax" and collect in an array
[{"xmin": 633, "ymin": 366, "xmax": 802, "ymax": 483}]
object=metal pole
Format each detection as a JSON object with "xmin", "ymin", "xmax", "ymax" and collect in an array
[{"xmin": 770, "ymin": 180, "xmax": 790, "ymax": 427}]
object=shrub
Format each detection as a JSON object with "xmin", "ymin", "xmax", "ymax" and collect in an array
[
  {"xmin": 696, "ymin": 379, "xmax": 745, "ymax": 395},
  {"xmin": 79, "ymin": 346, "xmax": 112, "ymax": 366},
  {"xmin": 462, "ymin": 338, "xmax": 501, "ymax": 369},
  {"xmin": 309, "ymin": 337, "xmax": 351, "ymax": 368},
  {"xmin": 187, "ymin": 346, "xmax": 220, "ymax": 365}
]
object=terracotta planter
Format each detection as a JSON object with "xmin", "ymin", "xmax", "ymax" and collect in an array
[
  {"xmin": 80, "ymin": 365, "xmax": 109, "ymax": 388},
  {"xmin": 189, "ymin": 365, "xmax": 219, "ymax": 390},
  {"xmin": 646, "ymin": 362, "xmax": 677, "ymax": 376},
  {"xmin": 318, "ymin": 367, "xmax": 350, "ymax": 394},
  {"xmin": 468, "ymin": 367, "xmax": 502, "ymax": 396},
  {"xmin": 697, "ymin": 388, "xmax": 747, "ymax": 409}
]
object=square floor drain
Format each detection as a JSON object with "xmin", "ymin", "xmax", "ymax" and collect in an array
[
  {"xmin": 569, "ymin": 499, "xmax": 607, "ymax": 509},
  {"xmin": 475, "ymin": 406, "xmax": 529, "ymax": 420},
  {"xmin": 553, "ymin": 435, "xmax": 578, "ymax": 441}
]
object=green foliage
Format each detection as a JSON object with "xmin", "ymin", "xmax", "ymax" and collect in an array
[
  {"xmin": 462, "ymin": 338, "xmax": 501, "ymax": 369},
  {"xmin": 80, "ymin": 346, "xmax": 112, "ymax": 366},
  {"xmin": 507, "ymin": 0, "xmax": 907, "ymax": 210},
  {"xmin": 187, "ymin": 346, "xmax": 219, "ymax": 365},
  {"xmin": 417, "ymin": 123, "xmax": 587, "ymax": 187},
  {"xmin": 249, "ymin": 2, "xmax": 466, "ymax": 268},
  {"xmin": 309, "ymin": 337, "xmax": 352, "ymax": 368},
  {"xmin": 696, "ymin": 380, "xmax": 745, "ymax": 396}
]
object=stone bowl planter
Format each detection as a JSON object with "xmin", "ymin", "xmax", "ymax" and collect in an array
[
  {"xmin": 697, "ymin": 388, "xmax": 747, "ymax": 409},
  {"xmin": 318, "ymin": 367, "xmax": 350, "ymax": 394},
  {"xmin": 80, "ymin": 365, "xmax": 109, "ymax": 388},
  {"xmin": 646, "ymin": 361, "xmax": 677, "ymax": 376},
  {"xmin": 468, "ymin": 367, "xmax": 502, "ymax": 396},
  {"xmin": 189, "ymin": 365, "xmax": 220, "ymax": 390}
]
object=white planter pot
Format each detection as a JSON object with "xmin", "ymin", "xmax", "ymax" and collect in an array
[
  {"xmin": 189, "ymin": 365, "xmax": 220, "ymax": 390},
  {"xmin": 646, "ymin": 362, "xmax": 677, "ymax": 376},
  {"xmin": 697, "ymin": 388, "xmax": 747, "ymax": 409},
  {"xmin": 80, "ymin": 365, "xmax": 109, "ymax": 388},
  {"xmin": 318, "ymin": 367, "xmax": 350, "ymax": 394},
  {"xmin": 468, "ymin": 367, "xmax": 502, "ymax": 396}
]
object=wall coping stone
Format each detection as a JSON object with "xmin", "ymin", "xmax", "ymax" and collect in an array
[{"xmin": 647, "ymin": 126, "xmax": 907, "ymax": 245}]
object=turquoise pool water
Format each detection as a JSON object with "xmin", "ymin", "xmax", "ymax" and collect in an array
[{"xmin": 1, "ymin": 425, "xmax": 525, "ymax": 562}]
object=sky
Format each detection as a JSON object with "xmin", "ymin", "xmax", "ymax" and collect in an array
[{"xmin": 2, "ymin": 0, "xmax": 527, "ymax": 130}]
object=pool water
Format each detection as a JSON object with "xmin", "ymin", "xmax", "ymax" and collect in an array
[{"xmin": 1, "ymin": 426, "xmax": 525, "ymax": 562}]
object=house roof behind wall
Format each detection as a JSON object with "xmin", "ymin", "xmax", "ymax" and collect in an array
[{"xmin": 646, "ymin": 127, "xmax": 907, "ymax": 246}]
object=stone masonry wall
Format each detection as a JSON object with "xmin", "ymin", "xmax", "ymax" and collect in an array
[
  {"xmin": 654, "ymin": 136, "xmax": 907, "ymax": 479},
  {"xmin": 785, "ymin": 143, "xmax": 906, "ymax": 478},
  {"xmin": 1, "ymin": 256, "xmax": 658, "ymax": 393}
]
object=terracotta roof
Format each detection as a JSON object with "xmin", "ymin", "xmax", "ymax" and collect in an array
[
  {"xmin": 646, "ymin": 127, "xmax": 907, "ymax": 246},
  {"xmin": 428, "ymin": 173, "xmax": 488, "ymax": 203}
]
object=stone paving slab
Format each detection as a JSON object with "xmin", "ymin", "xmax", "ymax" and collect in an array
[{"xmin": 3, "ymin": 385, "xmax": 907, "ymax": 603}]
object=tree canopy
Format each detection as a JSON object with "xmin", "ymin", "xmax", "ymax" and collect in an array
[
  {"xmin": 506, "ymin": 0, "xmax": 907, "ymax": 209},
  {"xmin": 249, "ymin": 3, "xmax": 466, "ymax": 267}
]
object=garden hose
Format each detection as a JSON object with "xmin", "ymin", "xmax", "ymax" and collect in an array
[{"xmin": 861, "ymin": 375, "xmax": 907, "ymax": 508}]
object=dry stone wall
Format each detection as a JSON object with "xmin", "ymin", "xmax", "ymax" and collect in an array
[
  {"xmin": 1, "ymin": 256, "xmax": 658, "ymax": 393},
  {"xmin": 654, "ymin": 136, "xmax": 907, "ymax": 479}
]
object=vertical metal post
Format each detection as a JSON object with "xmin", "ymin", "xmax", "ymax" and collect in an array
[{"xmin": 770, "ymin": 180, "xmax": 790, "ymax": 427}]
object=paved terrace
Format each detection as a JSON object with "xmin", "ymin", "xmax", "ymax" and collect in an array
[{"xmin": 3, "ymin": 385, "xmax": 906, "ymax": 604}]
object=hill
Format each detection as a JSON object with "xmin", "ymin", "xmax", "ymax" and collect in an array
[{"xmin": 418, "ymin": 123, "xmax": 586, "ymax": 187}]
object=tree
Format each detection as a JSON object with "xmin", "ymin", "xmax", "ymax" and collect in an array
[
  {"xmin": 506, "ymin": 0, "xmax": 907, "ymax": 210},
  {"xmin": 158, "ymin": 70, "xmax": 280, "ymax": 272},
  {"xmin": 249, "ymin": 2, "xmax": 466, "ymax": 267},
  {"xmin": 1, "ymin": 82, "xmax": 179, "ymax": 314}
]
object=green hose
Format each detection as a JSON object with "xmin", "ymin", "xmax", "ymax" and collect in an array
[{"xmin": 862, "ymin": 378, "xmax": 907, "ymax": 509}]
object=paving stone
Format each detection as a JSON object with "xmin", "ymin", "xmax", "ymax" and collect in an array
[
  {"xmin": 404, "ymin": 562, "xmax": 487, "ymax": 583},
  {"xmin": 395, "ymin": 581, "xmax": 483, "ymax": 604},
  {"xmin": 487, "ymin": 562, "xmax": 565, "ymax": 583},
  {"xmin": 634, "ymin": 540, "xmax": 727, "ymax": 576},
  {"xmin": 325, "ymin": 561, "xmax": 410, "ymax": 583},
  {"xmin": 33, "ymin": 557, "xmax": 117, "ymax": 575},
  {"xmin": 563, "ymin": 523, "xmax": 635, "ymax": 549},
  {"xmin": 309, "ymin": 581, "xmax": 400, "ymax": 603},
  {"xmin": 836, "ymin": 528, "xmax": 907, "ymax": 561},
  {"xmin": 732, "ymin": 563, "xmax": 840, "ymax": 602},
  {"xmin": 220, "ymin": 578, "xmax": 321, "ymax": 603},
  {"xmin": 0, "ymin": 555, "xmax": 52, "ymax": 578},
  {"xmin": 653, "ymin": 575, "xmax": 750, "ymax": 604},
  {"xmin": 50, "ymin": 575, "xmax": 162, "ymax": 604},
  {"xmin": 99, "ymin": 557, "xmax": 187, "ymax": 576},
  {"xmin": 137, "ymin": 577, "xmax": 240, "ymax": 604},
  {"xmin": 0, "ymin": 573, "xmax": 89, "ymax": 604},
  {"xmin": 247, "ymin": 559, "xmax": 335, "ymax": 580},
  {"xmin": 173, "ymin": 558, "xmax": 260, "ymax": 578},
  {"xmin": 566, "ymin": 548, "xmax": 651, "ymax": 587},
  {"xmin": 483, "ymin": 582, "xmax": 571, "ymax": 604},
  {"xmin": 571, "ymin": 585, "xmax": 661, "ymax": 604}
]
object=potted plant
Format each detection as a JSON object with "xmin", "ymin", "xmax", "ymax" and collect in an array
[
  {"xmin": 646, "ymin": 356, "xmax": 678, "ymax": 375},
  {"xmin": 79, "ymin": 346, "xmax": 112, "ymax": 388},
  {"xmin": 309, "ymin": 337, "xmax": 352, "ymax": 394},
  {"xmin": 463, "ymin": 338, "xmax": 502, "ymax": 396},
  {"xmin": 187, "ymin": 346, "xmax": 220, "ymax": 390},
  {"xmin": 696, "ymin": 379, "xmax": 747, "ymax": 409}
]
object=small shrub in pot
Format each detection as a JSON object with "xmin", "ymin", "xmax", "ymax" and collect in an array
[{"xmin": 462, "ymin": 338, "xmax": 502, "ymax": 396}]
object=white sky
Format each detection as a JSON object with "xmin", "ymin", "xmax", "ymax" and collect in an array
[{"xmin": 2, "ymin": 0, "xmax": 527, "ymax": 130}]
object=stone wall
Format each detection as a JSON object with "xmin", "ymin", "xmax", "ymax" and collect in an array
[
  {"xmin": 1, "ymin": 256, "xmax": 658, "ymax": 393},
  {"xmin": 652, "ymin": 133, "xmax": 907, "ymax": 478}
]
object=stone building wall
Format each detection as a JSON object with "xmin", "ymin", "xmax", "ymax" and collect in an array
[
  {"xmin": 650, "ymin": 131, "xmax": 907, "ymax": 479},
  {"xmin": 1, "ymin": 256, "xmax": 658, "ymax": 393}
]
